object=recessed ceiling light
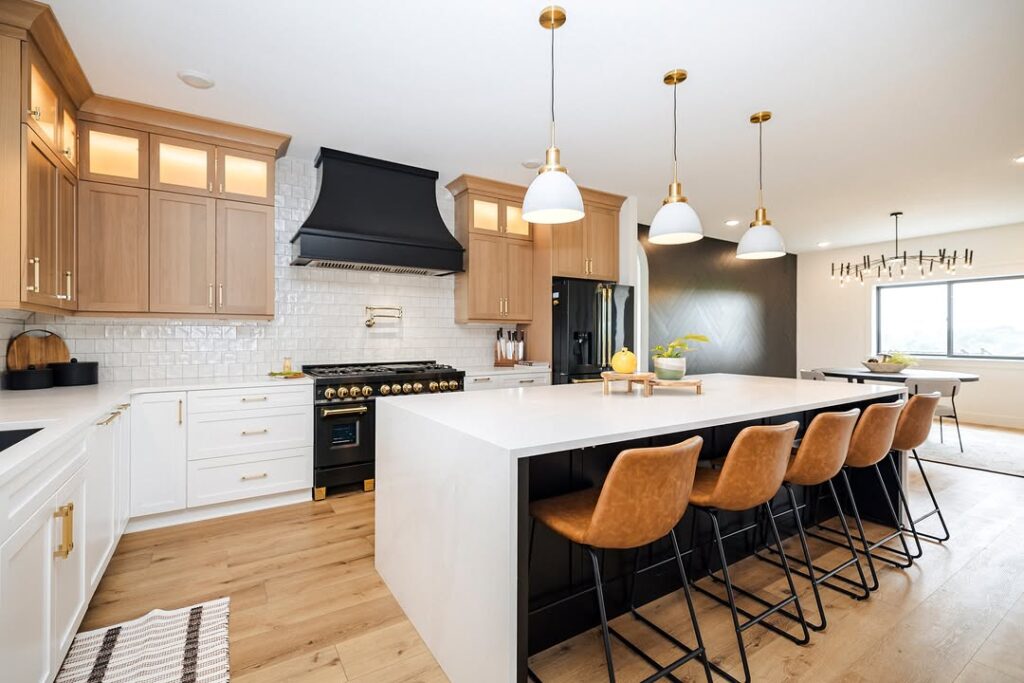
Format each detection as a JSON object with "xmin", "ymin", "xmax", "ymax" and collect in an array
[
  {"xmin": 177, "ymin": 70, "xmax": 215, "ymax": 89},
  {"xmin": 1014, "ymin": 154, "xmax": 1024, "ymax": 165},
  {"xmin": 724, "ymin": 219, "xmax": 740, "ymax": 227},
  {"xmin": 817, "ymin": 241, "xmax": 831, "ymax": 248},
  {"xmin": 521, "ymin": 159, "xmax": 542, "ymax": 170}
]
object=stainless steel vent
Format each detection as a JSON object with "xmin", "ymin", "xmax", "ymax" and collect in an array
[{"xmin": 306, "ymin": 260, "xmax": 438, "ymax": 277}]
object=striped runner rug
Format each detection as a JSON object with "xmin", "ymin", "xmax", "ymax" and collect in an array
[{"xmin": 56, "ymin": 598, "xmax": 230, "ymax": 683}]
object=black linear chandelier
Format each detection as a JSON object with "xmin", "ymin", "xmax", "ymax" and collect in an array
[{"xmin": 832, "ymin": 211, "xmax": 975, "ymax": 286}]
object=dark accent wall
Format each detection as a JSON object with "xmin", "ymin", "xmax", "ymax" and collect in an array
[{"xmin": 639, "ymin": 225, "xmax": 797, "ymax": 377}]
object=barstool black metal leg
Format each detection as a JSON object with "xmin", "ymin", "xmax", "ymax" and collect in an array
[
  {"xmin": 825, "ymin": 479, "xmax": 871, "ymax": 599},
  {"xmin": 908, "ymin": 449, "xmax": 951, "ymax": 542},
  {"xmin": 762, "ymin": 501, "xmax": 811, "ymax": 644},
  {"xmin": 783, "ymin": 484, "xmax": 827, "ymax": 631},
  {"xmin": 838, "ymin": 469, "xmax": 880, "ymax": 590},
  {"xmin": 885, "ymin": 456, "xmax": 924, "ymax": 559},
  {"xmin": 871, "ymin": 463, "xmax": 915, "ymax": 566},
  {"xmin": 586, "ymin": 547, "xmax": 616, "ymax": 682},
  {"xmin": 705, "ymin": 509, "xmax": 752, "ymax": 683},
  {"xmin": 669, "ymin": 530, "xmax": 714, "ymax": 683}
]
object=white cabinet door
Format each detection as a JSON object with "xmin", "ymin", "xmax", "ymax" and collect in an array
[
  {"xmin": 0, "ymin": 492, "xmax": 57, "ymax": 683},
  {"xmin": 51, "ymin": 465, "xmax": 88, "ymax": 668},
  {"xmin": 131, "ymin": 392, "xmax": 187, "ymax": 516},
  {"xmin": 116, "ymin": 404, "xmax": 132, "ymax": 532},
  {"xmin": 84, "ymin": 417, "xmax": 118, "ymax": 591}
]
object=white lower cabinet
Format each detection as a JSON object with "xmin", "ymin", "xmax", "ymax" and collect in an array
[
  {"xmin": 187, "ymin": 449, "xmax": 312, "ymax": 508},
  {"xmin": 130, "ymin": 392, "xmax": 188, "ymax": 517},
  {"xmin": 51, "ymin": 466, "xmax": 88, "ymax": 668},
  {"xmin": 465, "ymin": 370, "xmax": 551, "ymax": 391},
  {"xmin": 84, "ymin": 419, "xmax": 118, "ymax": 591}
]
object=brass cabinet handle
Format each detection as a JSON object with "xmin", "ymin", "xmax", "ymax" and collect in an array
[
  {"xmin": 65, "ymin": 271, "xmax": 73, "ymax": 301},
  {"xmin": 241, "ymin": 472, "xmax": 268, "ymax": 481},
  {"xmin": 321, "ymin": 406, "xmax": 368, "ymax": 417},
  {"xmin": 208, "ymin": 181, "xmax": 213, "ymax": 192},
  {"xmin": 241, "ymin": 428, "xmax": 269, "ymax": 436},
  {"xmin": 219, "ymin": 183, "xmax": 224, "ymax": 194},
  {"xmin": 25, "ymin": 257, "xmax": 40, "ymax": 292},
  {"xmin": 472, "ymin": 377, "xmax": 492, "ymax": 383},
  {"xmin": 208, "ymin": 283, "xmax": 214, "ymax": 308},
  {"xmin": 118, "ymin": 403, "xmax": 130, "ymax": 410},
  {"xmin": 96, "ymin": 411, "xmax": 119, "ymax": 426},
  {"xmin": 178, "ymin": 399, "xmax": 183, "ymax": 425},
  {"xmin": 218, "ymin": 284, "xmax": 224, "ymax": 307},
  {"xmin": 519, "ymin": 379, "xmax": 536, "ymax": 384},
  {"xmin": 241, "ymin": 396, "xmax": 268, "ymax": 403},
  {"xmin": 53, "ymin": 502, "xmax": 74, "ymax": 559},
  {"xmin": 27, "ymin": 107, "xmax": 41, "ymax": 120}
]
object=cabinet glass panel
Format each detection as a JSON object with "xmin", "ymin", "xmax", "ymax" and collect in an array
[
  {"xmin": 505, "ymin": 204, "xmax": 530, "ymax": 237},
  {"xmin": 88, "ymin": 130, "xmax": 140, "ymax": 180},
  {"xmin": 472, "ymin": 199, "xmax": 499, "ymax": 232},
  {"xmin": 62, "ymin": 110, "xmax": 77, "ymax": 165},
  {"xmin": 29, "ymin": 65, "xmax": 58, "ymax": 145},
  {"xmin": 222, "ymin": 154, "xmax": 268, "ymax": 198},
  {"xmin": 158, "ymin": 142, "xmax": 209, "ymax": 189}
]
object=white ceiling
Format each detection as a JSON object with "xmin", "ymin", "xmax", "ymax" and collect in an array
[{"xmin": 48, "ymin": 0, "xmax": 1024, "ymax": 252}]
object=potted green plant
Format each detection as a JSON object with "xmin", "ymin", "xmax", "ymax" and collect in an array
[{"xmin": 651, "ymin": 334, "xmax": 710, "ymax": 379}]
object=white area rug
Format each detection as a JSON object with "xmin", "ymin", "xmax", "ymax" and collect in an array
[{"xmin": 56, "ymin": 597, "xmax": 230, "ymax": 683}]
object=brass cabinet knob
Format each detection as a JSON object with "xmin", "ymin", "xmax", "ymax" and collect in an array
[
  {"xmin": 380, "ymin": 384, "xmax": 391, "ymax": 395},
  {"xmin": 338, "ymin": 387, "xmax": 350, "ymax": 398},
  {"xmin": 429, "ymin": 381, "xmax": 439, "ymax": 392},
  {"xmin": 439, "ymin": 380, "xmax": 449, "ymax": 391},
  {"xmin": 448, "ymin": 379, "xmax": 459, "ymax": 391},
  {"xmin": 391, "ymin": 383, "xmax": 402, "ymax": 395},
  {"xmin": 402, "ymin": 383, "xmax": 412, "ymax": 394},
  {"xmin": 413, "ymin": 382, "xmax": 423, "ymax": 393},
  {"xmin": 362, "ymin": 385, "xmax": 373, "ymax": 397},
  {"xmin": 324, "ymin": 387, "xmax": 337, "ymax": 400}
]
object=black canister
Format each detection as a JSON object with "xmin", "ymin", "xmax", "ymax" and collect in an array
[
  {"xmin": 49, "ymin": 358, "xmax": 99, "ymax": 386},
  {"xmin": 3, "ymin": 365, "xmax": 54, "ymax": 390}
]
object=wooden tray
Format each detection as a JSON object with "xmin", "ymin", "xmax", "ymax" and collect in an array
[{"xmin": 600, "ymin": 371, "xmax": 702, "ymax": 397}]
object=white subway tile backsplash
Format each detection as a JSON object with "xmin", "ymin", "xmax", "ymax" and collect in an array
[{"xmin": 2, "ymin": 158, "xmax": 498, "ymax": 383}]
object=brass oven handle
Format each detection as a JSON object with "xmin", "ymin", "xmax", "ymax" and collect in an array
[
  {"xmin": 54, "ymin": 502, "xmax": 74, "ymax": 559},
  {"xmin": 241, "ymin": 396, "xmax": 268, "ymax": 403},
  {"xmin": 241, "ymin": 428, "xmax": 269, "ymax": 436},
  {"xmin": 241, "ymin": 472, "xmax": 268, "ymax": 481},
  {"xmin": 571, "ymin": 378, "xmax": 603, "ymax": 384},
  {"xmin": 321, "ymin": 406, "xmax": 368, "ymax": 417}
]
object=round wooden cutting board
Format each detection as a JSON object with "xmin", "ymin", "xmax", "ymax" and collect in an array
[{"xmin": 5, "ymin": 329, "xmax": 70, "ymax": 371}]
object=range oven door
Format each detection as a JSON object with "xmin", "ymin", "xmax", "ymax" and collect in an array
[{"xmin": 315, "ymin": 401, "xmax": 375, "ymax": 469}]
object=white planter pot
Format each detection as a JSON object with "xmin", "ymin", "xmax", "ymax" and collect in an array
[{"xmin": 653, "ymin": 356, "xmax": 686, "ymax": 380}]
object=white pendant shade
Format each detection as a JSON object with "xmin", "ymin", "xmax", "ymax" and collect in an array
[
  {"xmin": 522, "ymin": 170, "xmax": 585, "ymax": 224},
  {"xmin": 648, "ymin": 201, "xmax": 703, "ymax": 245},
  {"xmin": 736, "ymin": 224, "xmax": 786, "ymax": 259}
]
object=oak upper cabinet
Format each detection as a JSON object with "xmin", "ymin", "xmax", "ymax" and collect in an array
[
  {"xmin": 79, "ymin": 121, "xmax": 149, "ymax": 188},
  {"xmin": 149, "ymin": 191, "xmax": 217, "ymax": 314},
  {"xmin": 56, "ymin": 165, "xmax": 77, "ymax": 310},
  {"xmin": 216, "ymin": 200, "xmax": 275, "ymax": 315},
  {"xmin": 585, "ymin": 206, "xmax": 619, "ymax": 281},
  {"xmin": 78, "ymin": 181, "xmax": 149, "ymax": 312},
  {"xmin": 448, "ymin": 175, "xmax": 534, "ymax": 323},
  {"xmin": 22, "ymin": 42, "xmax": 60, "ymax": 152},
  {"xmin": 550, "ymin": 217, "xmax": 588, "ymax": 279},
  {"xmin": 547, "ymin": 193, "xmax": 622, "ymax": 281},
  {"xmin": 22, "ymin": 128, "xmax": 59, "ymax": 307},
  {"xmin": 217, "ymin": 147, "xmax": 274, "ymax": 205},
  {"xmin": 150, "ymin": 134, "xmax": 216, "ymax": 196}
]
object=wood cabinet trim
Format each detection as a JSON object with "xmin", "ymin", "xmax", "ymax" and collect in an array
[
  {"xmin": 78, "ymin": 120, "xmax": 149, "ymax": 189},
  {"xmin": 0, "ymin": 33, "xmax": 22, "ymax": 307},
  {"xmin": 446, "ymin": 174, "xmax": 526, "ymax": 203},
  {"xmin": 0, "ymin": 4, "xmax": 93, "ymax": 106}
]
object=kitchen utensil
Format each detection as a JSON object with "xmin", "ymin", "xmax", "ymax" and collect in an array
[
  {"xmin": 6, "ymin": 329, "xmax": 69, "ymax": 371},
  {"xmin": 50, "ymin": 358, "xmax": 99, "ymax": 386},
  {"xmin": 3, "ymin": 365, "xmax": 54, "ymax": 390}
]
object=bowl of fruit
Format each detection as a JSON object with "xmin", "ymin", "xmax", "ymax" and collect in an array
[{"xmin": 862, "ymin": 352, "xmax": 916, "ymax": 374}]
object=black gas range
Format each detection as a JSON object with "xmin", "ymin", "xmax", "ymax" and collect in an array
[{"xmin": 304, "ymin": 361, "xmax": 465, "ymax": 497}]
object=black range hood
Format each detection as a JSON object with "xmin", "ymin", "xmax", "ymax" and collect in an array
[{"xmin": 290, "ymin": 148, "xmax": 464, "ymax": 275}]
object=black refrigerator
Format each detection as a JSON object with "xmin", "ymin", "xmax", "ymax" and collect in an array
[{"xmin": 551, "ymin": 278, "xmax": 634, "ymax": 384}]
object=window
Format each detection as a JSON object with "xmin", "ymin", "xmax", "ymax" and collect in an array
[{"xmin": 876, "ymin": 276, "xmax": 1024, "ymax": 360}]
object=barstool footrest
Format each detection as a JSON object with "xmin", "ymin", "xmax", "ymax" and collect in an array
[
  {"xmin": 692, "ymin": 577, "xmax": 807, "ymax": 643},
  {"xmin": 808, "ymin": 525, "xmax": 913, "ymax": 568},
  {"xmin": 752, "ymin": 547, "xmax": 870, "ymax": 600}
]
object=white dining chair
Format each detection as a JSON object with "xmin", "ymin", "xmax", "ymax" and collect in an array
[
  {"xmin": 907, "ymin": 379, "xmax": 963, "ymax": 452},
  {"xmin": 799, "ymin": 369, "xmax": 827, "ymax": 381}
]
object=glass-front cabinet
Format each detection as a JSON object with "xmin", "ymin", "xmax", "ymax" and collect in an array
[
  {"xmin": 79, "ymin": 122, "xmax": 149, "ymax": 188},
  {"xmin": 467, "ymin": 197, "xmax": 532, "ymax": 240},
  {"xmin": 60, "ymin": 108, "xmax": 77, "ymax": 170},
  {"xmin": 216, "ymin": 148, "xmax": 274, "ymax": 205},
  {"xmin": 150, "ymin": 135, "xmax": 216, "ymax": 196}
]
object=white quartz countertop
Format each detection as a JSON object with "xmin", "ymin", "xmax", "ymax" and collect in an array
[
  {"xmin": 0, "ymin": 375, "xmax": 312, "ymax": 483},
  {"xmin": 378, "ymin": 373, "xmax": 905, "ymax": 457}
]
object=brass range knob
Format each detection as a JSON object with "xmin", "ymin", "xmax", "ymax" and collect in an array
[
  {"xmin": 402, "ymin": 383, "xmax": 412, "ymax": 394},
  {"xmin": 448, "ymin": 379, "xmax": 459, "ymax": 391},
  {"xmin": 380, "ymin": 384, "xmax": 391, "ymax": 396},
  {"xmin": 413, "ymin": 382, "xmax": 423, "ymax": 393},
  {"xmin": 338, "ymin": 386, "xmax": 350, "ymax": 399},
  {"xmin": 323, "ymin": 387, "xmax": 336, "ymax": 400},
  {"xmin": 439, "ymin": 380, "xmax": 449, "ymax": 391},
  {"xmin": 349, "ymin": 386, "xmax": 362, "ymax": 398},
  {"xmin": 429, "ymin": 381, "xmax": 439, "ymax": 392},
  {"xmin": 391, "ymin": 383, "xmax": 402, "ymax": 395},
  {"xmin": 361, "ymin": 385, "xmax": 373, "ymax": 397}
]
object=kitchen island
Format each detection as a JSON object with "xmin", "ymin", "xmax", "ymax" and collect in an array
[{"xmin": 375, "ymin": 374, "xmax": 906, "ymax": 683}]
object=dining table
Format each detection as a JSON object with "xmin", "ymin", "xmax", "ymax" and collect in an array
[{"xmin": 819, "ymin": 367, "xmax": 981, "ymax": 384}]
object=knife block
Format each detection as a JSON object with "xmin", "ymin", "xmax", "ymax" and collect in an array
[{"xmin": 494, "ymin": 346, "xmax": 521, "ymax": 367}]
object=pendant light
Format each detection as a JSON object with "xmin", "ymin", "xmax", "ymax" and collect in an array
[
  {"xmin": 736, "ymin": 111, "xmax": 786, "ymax": 259},
  {"xmin": 521, "ymin": 6, "xmax": 585, "ymax": 225},
  {"xmin": 648, "ymin": 69, "xmax": 703, "ymax": 245}
]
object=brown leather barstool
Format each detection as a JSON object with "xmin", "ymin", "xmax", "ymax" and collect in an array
[
  {"xmin": 530, "ymin": 437, "xmax": 712, "ymax": 683},
  {"xmin": 893, "ymin": 392, "xmax": 948, "ymax": 544},
  {"xmin": 754, "ymin": 409, "xmax": 869, "ymax": 631},
  {"xmin": 808, "ymin": 399, "xmax": 914, "ymax": 591},
  {"xmin": 687, "ymin": 421, "xmax": 808, "ymax": 683}
]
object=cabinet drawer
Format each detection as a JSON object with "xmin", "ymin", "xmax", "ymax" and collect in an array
[
  {"xmin": 501, "ymin": 373, "xmax": 550, "ymax": 389},
  {"xmin": 187, "ymin": 448, "xmax": 312, "ymax": 508},
  {"xmin": 188, "ymin": 384, "xmax": 311, "ymax": 414},
  {"xmin": 187, "ymin": 405, "xmax": 312, "ymax": 460},
  {"xmin": 464, "ymin": 375, "xmax": 500, "ymax": 391}
]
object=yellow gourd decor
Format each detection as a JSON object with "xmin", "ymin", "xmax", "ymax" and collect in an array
[{"xmin": 611, "ymin": 347, "xmax": 637, "ymax": 374}]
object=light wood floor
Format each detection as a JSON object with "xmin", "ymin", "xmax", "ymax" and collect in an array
[{"xmin": 84, "ymin": 456, "xmax": 1024, "ymax": 682}]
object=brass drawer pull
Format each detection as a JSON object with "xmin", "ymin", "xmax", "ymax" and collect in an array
[
  {"xmin": 472, "ymin": 377, "xmax": 492, "ymax": 383},
  {"xmin": 54, "ymin": 502, "xmax": 74, "ymax": 559},
  {"xmin": 241, "ymin": 472, "xmax": 268, "ymax": 481},
  {"xmin": 321, "ymin": 406, "xmax": 368, "ymax": 417},
  {"xmin": 178, "ymin": 399, "xmax": 183, "ymax": 425},
  {"xmin": 519, "ymin": 379, "xmax": 536, "ymax": 384},
  {"xmin": 241, "ymin": 396, "xmax": 268, "ymax": 403},
  {"xmin": 241, "ymin": 428, "xmax": 269, "ymax": 436},
  {"xmin": 96, "ymin": 412, "xmax": 119, "ymax": 426}
]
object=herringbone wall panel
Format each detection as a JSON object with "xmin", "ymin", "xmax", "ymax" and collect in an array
[{"xmin": 639, "ymin": 225, "xmax": 797, "ymax": 378}]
